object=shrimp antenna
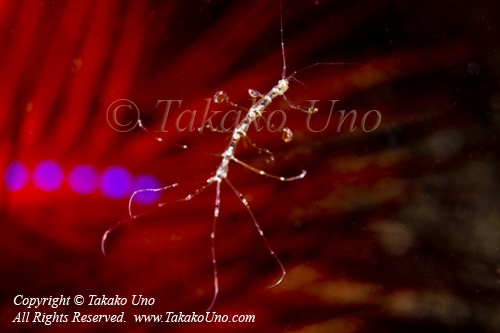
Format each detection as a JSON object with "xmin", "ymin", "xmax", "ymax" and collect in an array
[{"xmin": 280, "ymin": 0, "xmax": 287, "ymax": 79}]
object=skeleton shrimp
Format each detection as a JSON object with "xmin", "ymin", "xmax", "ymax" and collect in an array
[{"xmin": 102, "ymin": 1, "xmax": 319, "ymax": 311}]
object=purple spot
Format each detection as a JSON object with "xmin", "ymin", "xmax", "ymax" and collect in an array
[
  {"xmin": 99, "ymin": 165, "xmax": 132, "ymax": 199},
  {"xmin": 132, "ymin": 174, "xmax": 163, "ymax": 205},
  {"xmin": 4, "ymin": 161, "xmax": 30, "ymax": 191},
  {"xmin": 68, "ymin": 164, "xmax": 98, "ymax": 194},
  {"xmin": 32, "ymin": 160, "xmax": 64, "ymax": 191}
]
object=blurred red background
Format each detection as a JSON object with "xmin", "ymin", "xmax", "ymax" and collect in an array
[{"xmin": 1, "ymin": 0, "xmax": 500, "ymax": 332}]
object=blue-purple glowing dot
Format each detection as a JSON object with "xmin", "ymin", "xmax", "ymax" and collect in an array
[
  {"xmin": 68, "ymin": 164, "xmax": 99, "ymax": 194},
  {"xmin": 32, "ymin": 159, "xmax": 64, "ymax": 191},
  {"xmin": 4, "ymin": 161, "xmax": 30, "ymax": 191},
  {"xmin": 99, "ymin": 165, "xmax": 132, "ymax": 200},
  {"xmin": 132, "ymin": 174, "xmax": 162, "ymax": 205}
]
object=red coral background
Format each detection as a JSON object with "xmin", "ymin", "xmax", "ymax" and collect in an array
[{"xmin": 1, "ymin": 0, "xmax": 500, "ymax": 332}]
